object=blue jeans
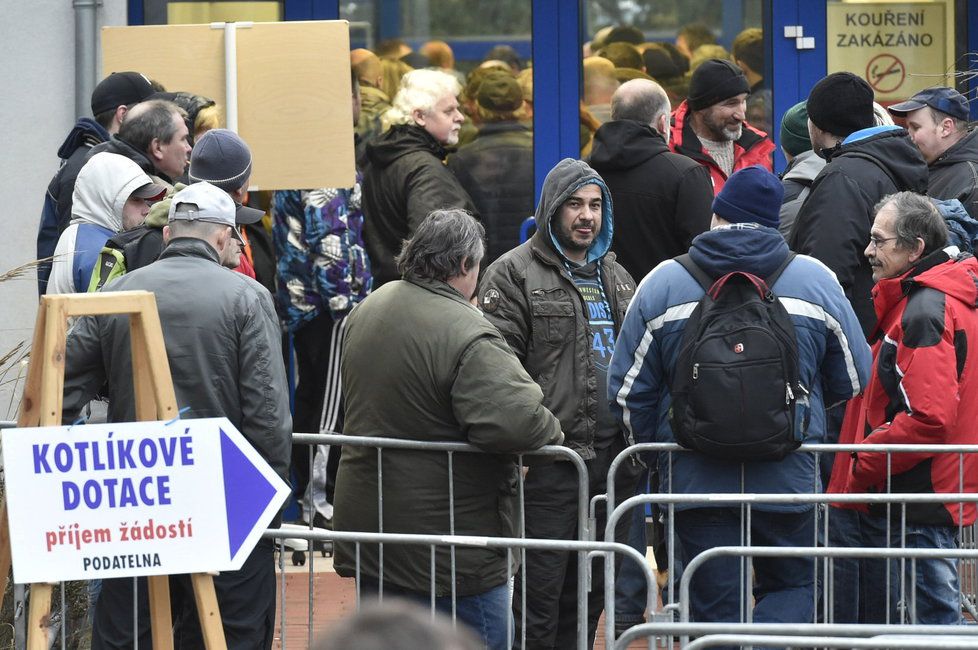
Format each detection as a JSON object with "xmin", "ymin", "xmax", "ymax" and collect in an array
[
  {"xmin": 824, "ymin": 507, "xmax": 892, "ymax": 624},
  {"xmin": 675, "ymin": 507, "xmax": 816, "ymax": 644},
  {"xmin": 892, "ymin": 524, "xmax": 961, "ymax": 625},
  {"xmin": 360, "ymin": 578, "xmax": 512, "ymax": 650}
]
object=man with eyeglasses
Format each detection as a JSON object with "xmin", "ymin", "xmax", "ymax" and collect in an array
[{"xmin": 828, "ymin": 191, "xmax": 978, "ymax": 625}]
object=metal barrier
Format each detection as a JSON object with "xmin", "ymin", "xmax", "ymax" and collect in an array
[
  {"xmin": 286, "ymin": 432, "xmax": 605, "ymax": 650},
  {"xmin": 682, "ymin": 634, "xmax": 978, "ymax": 649},
  {"xmin": 602, "ymin": 442, "xmax": 978, "ymax": 648},
  {"xmin": 264, "ymin": 528, "xmax": 656, "ymax": 650}
]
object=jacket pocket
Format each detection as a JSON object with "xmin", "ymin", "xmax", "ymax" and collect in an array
[{"xmin": 530, "ymin": 290, "xmax": 574, "ymax": 346}]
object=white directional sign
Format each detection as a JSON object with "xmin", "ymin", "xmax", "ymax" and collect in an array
[{"xmin": 2, "ymin": 417, "xmax": 289, "ymax": 583}]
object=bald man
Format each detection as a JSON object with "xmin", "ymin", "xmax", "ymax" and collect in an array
[{"xmin": 588, "ymin": 78, "xmax": 713, "ymax": 280}]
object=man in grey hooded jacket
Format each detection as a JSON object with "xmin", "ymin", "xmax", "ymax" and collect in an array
[{"xmin": 478, "ymin": 158, "xmax": 638, "ymax": 649}]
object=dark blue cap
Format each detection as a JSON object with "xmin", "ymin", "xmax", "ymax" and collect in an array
[{"xmin": 888, "ymin": 87, "xmax": 970, "ymax": 121}]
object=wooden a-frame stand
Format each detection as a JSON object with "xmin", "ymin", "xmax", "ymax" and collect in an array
[{"xmin": 0, "ymin": 292, "xmax": 227, "ymax": 649}]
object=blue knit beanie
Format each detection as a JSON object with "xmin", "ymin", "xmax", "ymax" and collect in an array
[{"xmin": 712, "ymin": 165, "xmax": 783, "ymax": 229}]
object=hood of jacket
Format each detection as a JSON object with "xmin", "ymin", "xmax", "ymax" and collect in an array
[
  {"xmin": 70, "ymin": 151, "xmax": 155, "ymax": 231},
  {"xmin": 782, "ymin": 149, "xmax": 825, "ymax": 183},
  {"xmin": 689, "ymin": 222, "xmax": 791, "ymax": 279},
  {"xmin": 532, "ymin": 158, "xmax": 613, "ymax": 264},
  {"xmin": 94, "ymin": 135, "xmax": 168, "ymax": 182},
  {"xmin": 830, "ymin": 125, "xmax": 928, "ymax": 193},
  {"xmin": 366, "ymin": 123, "xmax": 448, "ymax": 168},
  {"xmin": 931, "ymin": 127, "xmax": 978, "ymax": 170},
  {"xmin": 871, "ymin": 247, "xmax": 978, "ymax": 328},
  {"xmin": 57, "ymin": 118, "xmax": 110, "ymax": 160},
  {"xmin": 589, "ymin": 120, "xmax": 670, "ymax": 170}
]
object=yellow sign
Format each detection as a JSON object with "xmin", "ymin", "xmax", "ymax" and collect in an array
[{"xmin": 827, "ymin": 2, "xmax": 950, "ymax": 101}]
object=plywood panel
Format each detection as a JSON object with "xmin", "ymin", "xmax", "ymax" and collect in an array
[
  {"xmin": 101, "ymin": 20, "xmax": 355, "ymax": 191},
  {"xmin": 101, "ymin": 24, "xmax": 226, "ymax": 112},
  {"xmin": 236, "ymin": 20, "xmax": 355, "ymax": 190}
]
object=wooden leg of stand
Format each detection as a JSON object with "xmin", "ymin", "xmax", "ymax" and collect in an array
[
  {"xmin": 191, "ymin": 573, "xmax": 227, "ymax": 650},
  {"xmin": 147, "ymin": 575, "xmax": 174, "ymax": 650},
  {"xmin": 26, "ymin": 583, "xmax": 53, "ymax": 650},
  {"xmin": 0, "ymin": 503, "xmax": 10, "ymax": 606}
]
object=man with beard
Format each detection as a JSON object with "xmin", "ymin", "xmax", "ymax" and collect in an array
[
  {"xmin": 478, "ymin": 159, "xmax": 639, "ymax": 649},
  {"xmin": 361, "ymin": 68, "xmax": 477, "ymax": 287},
  {"xmin": 670, "ymin": 58, "xmax": 774, "ymax": 194}
]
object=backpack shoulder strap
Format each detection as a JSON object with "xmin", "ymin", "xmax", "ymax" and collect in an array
[
  {"xmin": 674, "ymin": 254, "xmax": 714, "ymax": 292},
  {"xmin": 766, "ymin": 252, "xmax": 797, "ymax": 289}
]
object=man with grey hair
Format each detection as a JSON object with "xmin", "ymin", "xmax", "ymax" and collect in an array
[
  {"xmin": 829, "ymin": 191, "xmax": 978, "ymax": 624},
  {"xmin": 362, "ymin": 68, "xmax": 477, "ymax": 287},
  {"xmin": 333, "ymin": 209, "xmax": 562, "ymax": 650},
  {"xmin": 589, "ymin": 78, "xmax": 713, "ymax": 280},
  {"xmin": 62, "ymin": 181, "xmax": 291, "ymax": 648}
]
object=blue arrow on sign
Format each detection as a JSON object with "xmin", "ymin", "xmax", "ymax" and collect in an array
[{"xmin": 221, "ymin": 427, "xmax": 281, "ymax": 559}]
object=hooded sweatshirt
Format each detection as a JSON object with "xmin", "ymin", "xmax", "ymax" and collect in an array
[
  {"xmin": 479, "ymin": 158, "xmax": 636, "ymax": 458},
  {"xmin": 788, "ymin": 125, "xmax": 928, "ymax": 335},
  {"xmin": 48, "ymin": 152, "xmax": 155, "ymax": 295},
  {"xmin": 361, "ymin": 124, "xmax": 477, "ymax": 287}
]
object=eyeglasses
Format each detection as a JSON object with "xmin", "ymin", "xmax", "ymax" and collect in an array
[{"xmin": 868, "ymin": 235, "xmax": 898, "ymax": 250}]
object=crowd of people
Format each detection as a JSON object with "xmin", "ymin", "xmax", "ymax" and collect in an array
[{"xmin": 40, "ymin": 21, "xmax": 978, "ymax": 650}]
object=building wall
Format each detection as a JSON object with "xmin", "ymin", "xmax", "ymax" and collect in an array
[{"xmin": 0, "ymin": 0, "xmax": 127, "ymax": 420}]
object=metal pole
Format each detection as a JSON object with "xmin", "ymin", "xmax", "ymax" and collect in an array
[{"xmin": 73, "ymin": 0, "xmax": 100, "ymax": 118}]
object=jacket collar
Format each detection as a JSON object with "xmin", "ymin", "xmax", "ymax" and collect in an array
[
  {"xmin": 404, "ymin": 273, "xmax": 476, "ymax": 307},
  {"xmin": 870, "ymin": 247, "xmax": 955, "ymax": 334},
  {"xmin": 159, "ymin": 237, "xmax": 222, "ymax": 265}
]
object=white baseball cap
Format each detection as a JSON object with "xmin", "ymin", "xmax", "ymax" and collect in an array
[{"xmin": 167, "ymin": 181, "xmax": 242, "ymax": 240}]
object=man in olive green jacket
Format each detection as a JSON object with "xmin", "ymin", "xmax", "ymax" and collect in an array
[
  {"xmin": 478, "ymin": 158, "xmax": 638, "ymax": 649},
  {"xmin": 333, "ymin": 209, "xmax": 563, "ymax": 650}
]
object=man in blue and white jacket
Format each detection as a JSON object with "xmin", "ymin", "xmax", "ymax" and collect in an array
[{"xmin": 608, "ymin": 165, "xmax": 871, "ymax": 631}]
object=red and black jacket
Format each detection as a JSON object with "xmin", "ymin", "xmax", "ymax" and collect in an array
[{"xmin": 828, "ymin": 249, "xmax": 978, "ymax": 526}]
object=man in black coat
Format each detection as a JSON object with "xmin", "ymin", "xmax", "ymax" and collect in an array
[
  {"xmin": 788, "ymin": 72, "xmax": 928, "ymax": 336},
  {"xmin": 36, "ymin": 71, "xmax": 155, "ymax": 294},
  {"xmin": 588, "ymin": 79, "xmax": 714, "ymax": 281},
  {"xmin": 888, "ymin": 87, "xmax": 978, "ymax": 219},
  {"xmin": 361, "ymin": 68, "xmax": 477, "ymax": 287}
]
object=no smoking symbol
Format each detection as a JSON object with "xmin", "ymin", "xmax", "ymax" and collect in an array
[{"xmin": 867, "ymin": 53, "xmax": 906, "ymax": 93}]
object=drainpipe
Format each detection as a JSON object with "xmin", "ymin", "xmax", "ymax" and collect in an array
[{"xmin": 74, "ymin": 0, "xmax": 101, "ymax": 118}]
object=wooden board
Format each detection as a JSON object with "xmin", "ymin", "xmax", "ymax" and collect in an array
[{"xmin": 101, "ymin": 20, "xmax": 355, "ymax": 190}]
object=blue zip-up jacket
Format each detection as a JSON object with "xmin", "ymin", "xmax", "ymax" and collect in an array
[{"xmin": 608, "ymin": 223, "xmax": 872, "ymax": 511}]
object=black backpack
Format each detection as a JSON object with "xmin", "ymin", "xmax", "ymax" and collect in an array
[{"xmin": 670, "ymin": 253, "xmax": 809, "ymax": 461}]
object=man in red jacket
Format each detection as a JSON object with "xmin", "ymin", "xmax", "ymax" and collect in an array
[
  {"xmin": 829, "ymin": 191, "xmax": 978, "ymax": 625},
  {"xmin": 669, "ymin": 58, "xmax": 773, "ymax": 194}
]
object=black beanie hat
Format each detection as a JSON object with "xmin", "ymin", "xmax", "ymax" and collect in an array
[
  {"xmin": 806, "ymin": 72, "xmax": 875, "ymax": 137},
  {"xmin": 687, "ymin": 59, "xmax": 750, "ymax": 111}
]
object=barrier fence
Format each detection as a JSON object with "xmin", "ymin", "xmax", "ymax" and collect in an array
[
  {"xmin": 602, "ymin": 442, "xmax": 978, "ymax": 649},
  {"xmin": 5, "ymin": 426, "xmax": 978, "ymax": 649}
]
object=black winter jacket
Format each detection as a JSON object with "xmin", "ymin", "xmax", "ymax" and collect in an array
[
  {"xmin": 37, "ymin": 118, "xmax": 110, "ymax": 294},
  {"xmin": 448, "ymin": 122, "xmax": 535, "ymax": 263},
  {"xmin": 362, "ymin": 124, "xmax": 477, "ymax": 287},
  {"xmin": 928, "ymin": 128, "xmax": 978, "ymax": 219},
  {"xmin": 588, "ymin": 120, "xmax": 713, "ymax": 280},
  {"xmin": 788, "ymin": 126, "xmax": 928, "ymax": 335}
]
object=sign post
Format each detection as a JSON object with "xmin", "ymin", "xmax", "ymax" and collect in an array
[{"xmin": 0, "ymin": 292, "xmax": 285, "ymax": 649}]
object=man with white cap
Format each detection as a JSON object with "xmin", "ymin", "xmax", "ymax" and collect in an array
[
  {"xmin": 62, "ymin": 181, "xmax": 291, "ymax": 649},
  {"xmin": 88, "ymin": 129, "xmax": 268, "ymax": 290}
]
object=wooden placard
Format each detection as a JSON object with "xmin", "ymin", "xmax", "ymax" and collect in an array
[{"xmin": 101, "ymin": 20, "xmax": 355, "ymax": 190}]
